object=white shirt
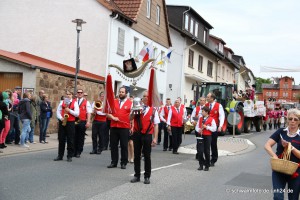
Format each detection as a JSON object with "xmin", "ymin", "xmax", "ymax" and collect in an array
[
  {"xmin": 166, "ymin": 106, "xmax": 187, "ymax": 126},
  {"xmin": 143, "ymin": 106, "xmax": 160, "ymax": 124},
  {"xmin": 195, "ymin": 116, "xmax": 217, "ymax": 133},
  {"xmin": 77, "ymin": 98, "xmax": 92, "ymax": 114},
  {"xmin": 209, "ymin": 101, "xmax": 225, "ymax": 128},
  {"xmin": 56, "ymin": 99, "xmax": 80, "ymax": 120}
]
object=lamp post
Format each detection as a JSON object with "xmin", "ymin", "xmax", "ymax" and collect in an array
[{"xmin": 72, "ymin": 19, "xmax": 86, "ymax": 95}]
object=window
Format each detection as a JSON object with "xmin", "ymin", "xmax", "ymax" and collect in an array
[
  {"xmin": 273, "ymin": 92, "xmax": 276, "ymax": 96},
  {"xmin": 228, "ymin": 52, "xmax": 232, "ymax": 59},
  {"xmin": 207, "ymin": 61, "xmax": 213, "ymax": 77},
  {"xmin": 153, "ymin": 47, "xmax": 157, "ymax": 59},
  {"xmin": 133, "ymin": 37, "xmax": 139, "ymax": 57},
  {"xmin": 147, "ymin": 0, "xmax": 151, "ymax": 19},
  {"xmin": 117, "ymin": 28, "xmax": 125, "ymax": 56},
  {"xmin": 190, "ymin": 19, "xmax": 194, "ymax": 34},
  {"xmin": 195, "ymin": 22, "xmax": 199, "ymax": 38},
  {"xmin": 293, "ymin": 93, "xmax": 296, "ymax": 98},
  {"xmin": 184, "ymin": 14, "xmax": 189, "ymax": 30},
  {"xmin": 188, "ymin": 49, "xmax": 194, "ymax": 67},
  {"xmin": 222, "ymin": 66, "xmax": 225, "ymax": 79},
  {"xmin": 156, "ymin": 5, "xmax": 160, "ymax": 25},
  {"xmin": 161, "ymin": 50, "xmax": 165, "ymax": 66},
  {"xmin": 218, "ymin": 43, "xmax": 223, "ymax": 53},
  {"xmin": 217, "ymin": 64, "xmax": 221, "ymax": 77},
  {"xmin": 203, "ymin": 29, "xmax": 207, "ymax": 43},
  {"xmin": 198, "ymin": 55, "xmax": 203, "ymax": 72}
]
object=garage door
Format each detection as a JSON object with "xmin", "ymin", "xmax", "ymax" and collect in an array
[{"xmin": 0, "ymin": 73, "xmax": 23, "ymax": 91}]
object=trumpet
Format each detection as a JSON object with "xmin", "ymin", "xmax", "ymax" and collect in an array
[
  {"xmin": 91, "ymin": 101, "xmax": 102, "ymax": 122},
  {"xmin": 62, "ymin": 114, "xmax": 69, "ymax": 126}
]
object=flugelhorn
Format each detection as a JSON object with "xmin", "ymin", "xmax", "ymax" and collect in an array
[
  {"xmin": 62, "ymin": 114, "xmax": 69, "ymax": 126},
  {"xmin": 91, "ymin": 101, "xmax": 102, "ymax": 122}
]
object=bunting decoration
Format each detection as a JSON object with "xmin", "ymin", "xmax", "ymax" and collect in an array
[
  {"xmin": 147, "ymin": 68, "xmax": 161, "ymax": 107},
  {"xmin": 103, "ymin": 73, "xmax": 115, "ymax": 114},
  {"xmin": 157, "ymin": 50, "xmax": 173, "ymax": 65}
]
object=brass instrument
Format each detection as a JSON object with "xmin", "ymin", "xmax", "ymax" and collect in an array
[
  {"xmin": 91, "ymin": 101, "xmax": 102, "ymax": 122},
  {"xmin": 62, "ymin": 114, "xmax": 69, "ymax": 126}
]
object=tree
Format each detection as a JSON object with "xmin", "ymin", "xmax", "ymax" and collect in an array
[{"xmin": 255, "ymin": 77, "xmax": 272, "ymax": 92}]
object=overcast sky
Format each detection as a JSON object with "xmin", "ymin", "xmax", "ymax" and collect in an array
[{"xmin": 166, "ymin": 0, "xmax": 300, "ymax": 84}]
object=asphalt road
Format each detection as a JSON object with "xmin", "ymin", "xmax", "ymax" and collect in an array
[{"xmin": 0, "ymin": 130, "xmax": 278, "ymax": 200}]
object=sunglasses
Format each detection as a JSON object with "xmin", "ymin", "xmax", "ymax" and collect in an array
[
  {"xmin": 77, "ymin": 92, "xmax": 83, "ymax": 94},
  {"xmin": 288, "ymin": 117, "xmax": 299, "ymax": 122}
]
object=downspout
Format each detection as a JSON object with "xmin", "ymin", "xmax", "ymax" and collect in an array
[{"xmin": 106, "ymin": 13, "xmax": 119, "ymax": 76}]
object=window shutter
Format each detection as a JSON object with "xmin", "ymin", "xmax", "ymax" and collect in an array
[{"xmin": 117, "ymin": 28, "xmax": 125, "ymax": 56}]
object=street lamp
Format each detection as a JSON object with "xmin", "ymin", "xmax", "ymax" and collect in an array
[{"xmin": 72, "ymin": 19, "xmax": 86, "ymax": 96}]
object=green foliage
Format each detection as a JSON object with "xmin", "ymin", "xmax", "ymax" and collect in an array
[{"xmin": 255, "ymin": 77, "xmax": 272, "ymax": 92}]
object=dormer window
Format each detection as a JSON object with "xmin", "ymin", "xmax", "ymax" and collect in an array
[
  {"xmin": 190, "ymin": 19, "xmax": 194, "ymax": 34},
  {"xmin": 218, "ymin": 43, "xmax": 223, "ymax": 53},
  {"xmin": 203, "ymin": 29, "xmax": 207, "ymax": 43},
  {"xmin": 228, "ymin": 52, "xmax": 232, "ymax": 59},
  {"xmin": 156, "ymin": 5, "xmax": 160, "ymax": 25},
  {"xmin": 195, "ymin": 22, "xmax": 199, "ymax": 38},
  {"xmin": 184, "ymin": 14, "xmax": 189, "ymax": 30}
]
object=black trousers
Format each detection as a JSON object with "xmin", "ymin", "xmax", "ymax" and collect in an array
[
  {"xmin": 6, "ymin": 113, "xmax": 20, "ymax": 144},
  {"xmin": 157, "ymin": 122, "xmax": 163, "ymax": 144},
  {"xmin": 58, "ymin": 121, "xmax": 75, "ymax": 158},
  {"xmin": 91, "ymin": 121, "xmax": 106, "ymax": 151},
  {"xmin": 110, "ymin": 127, "xmax": 129, "ymax": 165},
  {"xmin": 133, "ymin": 132, "xmax": 152, "ymax": 178},
  {"xmin": 162, "ymin": 122, "xmax": 172, "ymax": 149},
  {"xmin": 197, "ymin": 135, "xmax": 212, "ymax": 167},
  {"xmin": 171, "ymin": 126, "xmax": 183, "ymax": 153},
  {"xmin": 211, "ymin": 131, "xmax": 219, "ymax": 163},
  {"xmin": 102, "ymin": 120, "xmax": 110, "ymax": 149},
  {"xmin": 74, "ymin": 121, "xmax": 86, "ymax": 155}
]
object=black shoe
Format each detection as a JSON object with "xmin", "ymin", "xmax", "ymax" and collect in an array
[
  {"xmin": 121, "ymin": 164, "xmax": 126, "ymax": 169},
  {"xmin": 168, "ymin": 148, "xmax": 172, "ymax": 151},
  {"xmin": 210, "ymin": 162, "xmax": 215, "ymax": 167},
  {"xmin": 198, "ymin": 166, "xmax": 203, "ymax": 171},
  {"xmin": 107, "ymin": 164, "xmax": 117, "ymax": 168},
  {"xmin": 90, "ymin": 151, "xmax": 97, "ymax": 154},
  {"xmin": 6, "ymin": 142, "xmax": 12, "ymax": 144},
  {"xmin": 130, "ymin": 177, "xmax": 140, "ymax": 183},
  {"xmin": 163, "ymin": 148, "xmax": 167, "ymax": 151},
  {"xmin": 204, "ymin": 167, "xmax": 209, "ymax": 171},
  {"xmin": 144, "ymin": 177, "xmax": 150, "ymax": 184},
  {"xmin": 54, "ymin": 156, "xmax": 63, "ymax": 161},
  {"xmin": 96, "ymin": 150, "xmax": 101, "ymax": 155},
  {"xmin": 0, "ymin": 144, "xmax": 4, "ymax": 149},
  {"xmin": 173, "ymin": 152, "xmax": 179, "ymax": 154},
  {"xmin": 102, "ymin": 147, "xmax": 108, "ymax": 151},
  {"xmin": 67, "ymin": 157, "xmax": 72, "ymax": 162},
  {"xmin": 75, "ymin": 154, "xmax": 80, "ymax": 158}
]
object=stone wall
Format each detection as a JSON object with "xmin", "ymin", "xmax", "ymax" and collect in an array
[{"xmin": 35, "ymin": 70, "xmax": 104, "ymax": 134}]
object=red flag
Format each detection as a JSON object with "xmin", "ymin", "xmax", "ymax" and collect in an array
[
  {"xmin": 147, "ymin": 68, "xmax": 161, "ymax": 107},
  {"xmin": 103, "ymin": 73, "xmax": 115, "ymax": 114}
]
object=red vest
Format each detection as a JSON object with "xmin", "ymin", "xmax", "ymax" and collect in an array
[
  {"xmin": 163, "ymin": 106, "xmax": 170, "ymax": 120},
  {"xmin": 195, "ymin": 106, "xmax": 201, "ymax": 117},
  {"xmin": 61, "ymin": 100, "xmax": 76, "ymax": 121},
  {"xmin": 110, "ymin": 99, "xmax": 132, "ymax": 129},
  {"xmin": 94, "ymin": 106, "xmax": 106, "ymax": 122},
  {"xmin": 206, "ymin": 102, "xmax": 220, "ymax": 126},
  {"xmin": 78, "ymin": 99, "xmax": 88, "ymax": 121},
  {"xmin": 133, "ymin": 107, "xmax": 154, "ymax": 134},
  {"xmin": 198, "ymin": 116, "xmax": 213, "ymax": 136},
  {"xmin": 170, "ymin": 106, "xmax": 184, "ymax": 127}
]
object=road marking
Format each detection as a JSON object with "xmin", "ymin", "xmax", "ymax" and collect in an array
[
  {"xmin": 130, "ymin": 163, "xmax": 182, "ymax": 176},
  {"xmin": 232, "ymin": 133, "xmax": 253, "ymax": 137},
  {"xmin": 52, "ymin": 196, "xmax": 67, "ymax": 200}
]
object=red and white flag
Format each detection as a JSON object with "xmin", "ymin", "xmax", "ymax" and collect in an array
[
  {"xmin": 103, "ymin": 73, "xmax": 115, "ymax": 114},
  {"xmin": 147, "ymin": 68, "xmax": 161, "ymax": 107},
  {"xmin": 138, "ymin": 42, "xmax": 153, "ymax": 63}
]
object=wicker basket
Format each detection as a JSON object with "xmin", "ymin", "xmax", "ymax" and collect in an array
[{"xmin": 270, "ymin": 142, "xmax": 298, "ymax": 175}]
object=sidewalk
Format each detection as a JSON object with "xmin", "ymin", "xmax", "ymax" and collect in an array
[
  {"xmin": 0, "ymin": 131, "xmax": 255, "ymax": 157},
  {"xmin": 178, "ymin": 136, "xmax": 256, "ymax": 156},
  {"xmin": 0, "ymin": 130, "xmax": 92, "ymax": 157}
]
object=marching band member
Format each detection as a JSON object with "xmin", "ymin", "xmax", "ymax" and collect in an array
[
  {"xmin": 206, "ymin": 92, "xmax": 225, "ymax": 167},
  {"xmin": 74, "ymin": 89, "xmax": 92, "ymax": 158},
  {"xmin": 106, "ymin": 87, "xmax": 133, "ymax": 169},
  {"xmin": 195, "ymin": 106, "xmax": 216, "ymax": 171},
  {"xmin": 54, "ymin": 90, "xmax": 79, "ymax": 162},
  {"xmin": 130, "ymin": 91, "xmax": 159, "ymax": 184},
  {"xmin": 166, "ymin": 99, "xmax": 187, "ymax": 154},
  {"xmin": 90, "ymin": 92, "xmax": 106, "ymax": 155},
  {"xmin": 160, "ymin": 98, "xmax": 172, "ymax": 151}
]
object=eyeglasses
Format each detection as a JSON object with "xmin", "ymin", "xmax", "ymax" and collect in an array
[
  {"xmin": 288, "ymin": 117, "xmax": 299, "ymax": 122},
  {"xmin": 77, "ymin": 92, "xmax": 83, "ymax": 94}
]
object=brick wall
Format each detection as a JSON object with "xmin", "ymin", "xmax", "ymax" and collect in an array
[{"xmin": 36, "ymin": 70, "xmax": 104, "ymax": 134}]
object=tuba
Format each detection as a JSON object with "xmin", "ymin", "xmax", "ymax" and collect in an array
[{"xmin": 91, "ymin": 101, "xmax": 102, "ymax": 122}]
